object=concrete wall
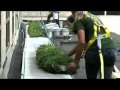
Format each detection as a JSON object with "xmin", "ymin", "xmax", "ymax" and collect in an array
[
  {"xmin": 0, "ymin": 11, "xmax": 21, "ymax": 78},
  {"xmin": 98, "ymin": 15, "xmax": 120, "ymax": 35},
  {"xmin": 21, "ymin": 12, "xmax": 120, "ymax": 35},
  {"xmin": 21, "ymin": 11, "xmax": 71, "ymax": 17},
  {"xmin": 21, "ymin": 11, "xmax": 71, "ymax": 21}
]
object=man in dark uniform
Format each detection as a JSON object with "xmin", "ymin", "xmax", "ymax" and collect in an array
[
  {"xmin": 46, "ymin": 11, "xmax": 76, "ymax": 28},
  {"xmin": 46, "ymin": 11, "xmax": 60, "ymax": 26}
]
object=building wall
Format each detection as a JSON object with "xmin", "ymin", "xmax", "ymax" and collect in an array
[
  {"xmin": 21, "ymin": 11, "xmax": 71, "ymax": 20},
  {"xmin": 21, "ymin": 11, "xmax": 120, "ymax": 18},
  {"xmin": 21, "ymin": 11, "xmax": 71, "ymax": 17},
  {"xmin": 0, "ymin": 11, "xmax": 21, "ymax": 78},
  {"xmin": 98, "ymin": 15, "xmax": 120, "ymax": 34}
]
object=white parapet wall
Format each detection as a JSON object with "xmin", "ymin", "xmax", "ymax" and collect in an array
[
  {"xmin": 21, "ymin": 11, "xmax": 71, "ymax": 21},
  {"xmin": 22, "ymin": 14, "xmax": 120, "ymax": 35},
  {"xmin": 98, "ymin": 15, "xmax": 120, "ymax": 35}
]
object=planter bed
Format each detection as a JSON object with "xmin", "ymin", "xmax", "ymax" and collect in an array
[{"xmin": 21, "ymin": 21, "xmax": 72, "ymax": 79}]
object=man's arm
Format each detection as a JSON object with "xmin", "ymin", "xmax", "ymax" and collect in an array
[
  {"xmin": 68, "ymin": 29, "xmax": 85, "ymax": 74},
  {"xmin": 67, "ymin": 29, "xmax": 85, "ymax": 58},
  {"xmin": 67, "ymin": 45, "xmax": 77, "ymax": 56},
  {"xmin": 74, "ymin": 30, "xmax": 85, "ymax": 63}
]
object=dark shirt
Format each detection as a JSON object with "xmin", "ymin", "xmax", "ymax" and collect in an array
[{"xmin": 73, "ymin": 17, "xmax": 115, "ymax": 50}]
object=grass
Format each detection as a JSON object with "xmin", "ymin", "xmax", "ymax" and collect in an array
[
  {"xmin": 28, "ymin": 21, "xmax": 44, "ymax": 37},
  {"xmin": 36, "ymin": 44, "xmax": 72, "ymax": 74}
]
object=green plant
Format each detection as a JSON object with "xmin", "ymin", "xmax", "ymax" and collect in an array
[
  {"xmin": 36, "ymin": 44, "xmax": 72, "ymax": 74},
  {"xmin": 28, "ymin": 21, "xmax": 44, "ymax": 37}
]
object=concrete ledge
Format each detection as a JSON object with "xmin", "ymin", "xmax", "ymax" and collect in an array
[{"xmin": 21, "ymin": 25, "xmax": 72, "ymax": 79}]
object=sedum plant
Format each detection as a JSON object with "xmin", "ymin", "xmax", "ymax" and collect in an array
[
  {"xmin": 28, "ymin": 21, "xmax": 44, "ymax": 37},
  {"xmin": 36, "ymin": 44, "xmax": 72, "ymax": 74}
]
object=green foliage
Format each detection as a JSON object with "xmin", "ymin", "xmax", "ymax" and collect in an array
[
  {"xmin": 28, "ymin": 21, "xmax": 44, "ymax": 37},
  {"xmin": 36, "ymin": 44, "xmax": 72, "ymax": 74}
]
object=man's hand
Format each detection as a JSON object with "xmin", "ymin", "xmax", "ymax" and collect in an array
[{"xmin": 68, "ymin": 61, "xmax": 79, "ymax": 74}]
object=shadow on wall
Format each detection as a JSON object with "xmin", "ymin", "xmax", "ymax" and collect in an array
[{"xmin": 7, "ymin": 22, "xmax": 26, "ymax": 79}]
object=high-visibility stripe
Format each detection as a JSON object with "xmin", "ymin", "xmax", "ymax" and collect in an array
[
  {"xmin": 84, "ymin": 24, "xmax": 111, "ymax": 55},
  {"xmin": 84, "ymin": 25, "xmax": 97, "ymax": 54},
  {"xmin": 99, "ymin": 50, "xmax": 104, "ymax": 79},
  {"xmin": 82, "ymin": 14, "xmax": 112, "ymax": 79}
]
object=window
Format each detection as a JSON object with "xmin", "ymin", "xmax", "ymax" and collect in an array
[{"xmin": 6, "ymin": 11, "xmax": 10, "ymax": 50}]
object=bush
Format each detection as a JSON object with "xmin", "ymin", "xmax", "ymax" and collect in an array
[
  {"xmin": 28, "ymin": 21, "xmax": 44, "ymax": 37},
  {"xmin": 36, "ymin": 44, "xmax": 72, "ymax": 74}
]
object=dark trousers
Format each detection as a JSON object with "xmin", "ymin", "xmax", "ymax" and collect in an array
[{"xmin": 85, "ymin": 48, "xmax": 116, "ymax": 79}]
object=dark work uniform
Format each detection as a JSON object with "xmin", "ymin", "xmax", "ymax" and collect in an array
[
  {"xmin": 46, "ymin": 11, "xmax": 60, "ymax": 27},
  {"xmin": 73, "ymin": 17, "xmax": 116, "ymax": 79}
]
